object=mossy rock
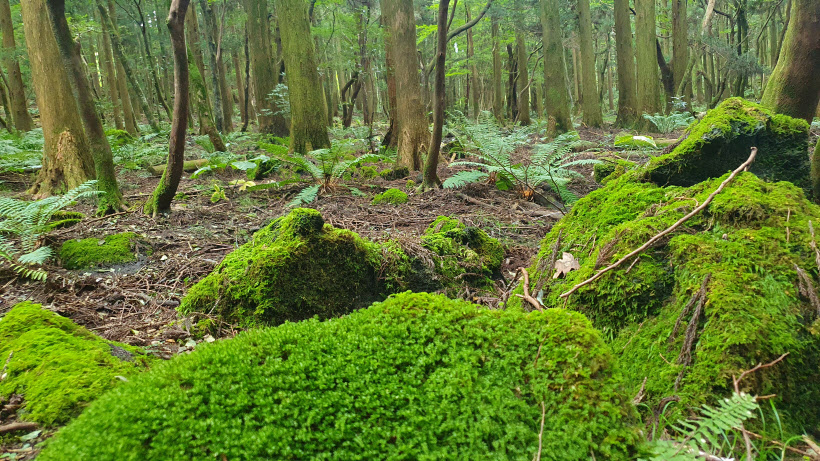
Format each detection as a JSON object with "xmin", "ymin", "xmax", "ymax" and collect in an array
[
  {"xmin": 179, "ymin": 208, "xmax": 383, "ymax": 327},
  {"xmin": 593, "ymin": 159, "xmax": 636, "ymax": 184},
  {"xmin": 379, "ymin": 166, "xmax": 410, "ymax": 180},
  {"xmin": 358, "ymin": 165, "xmax": 378, "ymax": 179},
  {"xmin": 40, "ymin": 292, "xmax": 641, "ymax": 460},
  {"xmin": 515, "ymin": 172, "xmax": 820, "ymax": 434},
  {"xmin": 60, "ymin": 232, "xmax": 150, "ymax": 270},
  {"xmin": 643, "ymin": 97, "xmax": 811, "ymax": 192},
  {"xmin": 371, "ymin": 188, "xmax": 408, "ymax": 205},
  {"xmin": 0, "ymin": 302, "xmax": 152, "ymax": 426}
]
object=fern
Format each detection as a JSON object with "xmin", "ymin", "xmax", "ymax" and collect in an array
[
  {"xmin": 287, "ymin": 184, "xmax": 320, "ymax": 208},
  {"xmin": 0, "ymin": 181, "xmax": 99, "ymax": 280},
  {"xmin": 643, "ymin": 112, "xmax": 695, "ymax": 134},
  {"xmin": 442, "ymin": 170, "xmax": 490, "ymax": 189},
  {"xmin": 647, "ymin": 392, "xmax": 759, "ymax": 460}
]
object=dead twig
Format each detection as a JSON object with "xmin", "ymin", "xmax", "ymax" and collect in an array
[
  {"xmin": 533, "ymin": 401, "xmax": 546, "ymax": 461},
  {"xmin": 795, "ymin": 264, "xmax": 820, "ymax": 317},
  {"xmin": 515, "ymin": 268, "xmax": 543, "ymax": 311},
  {"xmin": 0, "ymin": 421, "xmax": 38, "ymax": 434},
  {"xmin": 632, "ymin": 377, "xmax": 648, "ymax": 405},
  {"xmin": 560, "ymin": 147, "xmax": 757, "ymax": 299},
  {"xmin": 669, "ymin": 274, "xmax": 711, "ymax": 344}
]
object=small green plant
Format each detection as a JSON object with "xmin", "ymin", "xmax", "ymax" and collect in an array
[
  {"xmin": 210, "ymin": 182, "xmax": 226, "ymax": 203},
  {"xmin": 372, "ymin": 188, "xmax": 408, "ymax": 205},
  {"xmin": 643, "ymin": 112, "xmax": 695, "ymax": 133},
  {"xmin": 0, "ymin": 181, "xmax": 100, "ymax": 280}
]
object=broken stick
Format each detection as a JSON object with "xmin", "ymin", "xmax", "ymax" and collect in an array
[{"xmin": 560, "ymin": 147, "xmax": 758, "ymax": 299}]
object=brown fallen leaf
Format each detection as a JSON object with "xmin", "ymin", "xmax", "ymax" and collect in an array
[{"xmin": 553, "ymin": 252, "xmax": 580, "ymax": 279}]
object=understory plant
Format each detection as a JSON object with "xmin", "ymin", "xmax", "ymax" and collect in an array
[
  {"xmin": 643, "ymin": 112, "xmax": 695, "ymax": 134},
  {"xmin": 443, "ymin": 118, "xmax": 598, "ymax": 204},
  {"xmin": 0, "ymin": 181, "xmax": 99, "ymax": 280}
]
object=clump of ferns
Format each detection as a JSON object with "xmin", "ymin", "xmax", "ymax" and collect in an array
[
  {"xmin": 443, "ymin": 129, "xmax": 599, "ymax": 208},
  {"xmin": 275, "ymin": 141, "xmax": 386, "ymax": 208},
  {"xmin": 0, "ymin": 181, "xmax": 99, "ymax": 281}
]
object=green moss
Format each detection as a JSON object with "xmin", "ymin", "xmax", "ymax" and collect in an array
[
  {"xmin": 594, "ymin": 159, "xmax": 636, "ymax": 184},
  {"xmin": 520, "ymin": 171, "xmax": 820, "ymax": 434},
  {"xmin": 104, "ymin": 128, "xmax": 135, "ymax": 148},
  {"xmin": 179, "ymin": 208, "xmax": 384, "ymax": 327},
  {"xmin": 0, "ymin": 302, "xmax": 152, "ymax": 426},
  {"xmin": 405, "ymin": 179, "xmax": 416, "ymax": 190},
  {"xmin": 358, "ymin": 165, "xmax": 378, "ymax": 179},
  {"xmin": 642, "ymin": 97, "xmax": 810, "ymax": 192},
  {"xmin": 371, "ymin": 188, "xmax": 408, "ymax": 205},
  {"xmin": 45, "ymin": 210, "xmax": 85, "ymax": 231},
  {"xmin": 41, "ymin": 292, "xmax": 641, "ymax": 460},
  {"xmin": 60, "ymin": 232, "xmax": 149, "ymax": 270},
  {"xmin": 379, "ymin": 166, "xmax": 410, "ymax": 180}
]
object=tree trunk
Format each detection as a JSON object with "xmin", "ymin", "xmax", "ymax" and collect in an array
[
  {"xmin": 21, "ymin": 0, "xmax": 94, "ymax": 198},
  {"xmin": 145, "ymin": 0, "xmax": 191, "ymax": 217},
  {"xmin": 812, "ymin": 137, "xmax": 820, "ymax": 202},
  {"xmin": 97, "ymin": 0, "xmax": 159, "ymax": 132},
  {"xmin": 671, "ymin": 0, "xmax": 688, "ymax": 100},
  {"xmin": 422, "ymin": 0, "xmax": 449, "ymax": 190},
  {"xmin": 244, "ymin": 0, "xmax": 288, "ymax": 135},
  {"xmin": 761, "ymin": 0, "xmax": 820, "ymax": 122},
  {"xmin": 578, "ymin": 0, "xmax": 602, "ymax": 126},
  {"xmin": 613, "ymin": 0, "xmax": 638, "ymax": 125},
  {"xmin": 491, "ymin": 16, "xmax": 503, "ymax": 122},
  {"xmin": 383, "ymin": 0, "xmax": 429, "ymax": 170},
  {"xmin": 46, "ymin": 0, "xmax": 122, "ymax": 214},
  {"xmin": 516, "ymin": 33, "xmax": 531, "ymax": 125},
  {"xmin": 507, "ymin": 44, "xmax": 517, "ymax": 121},
  {"xmin": 198, "ymin": 0, "xmax": 225, "ymax": 132},
  {"xmin": 233, "ymin": 52, "xmax": 247, "ymax": 126},
  {"xmin": 0, "ymin": 0, "xmax": 33, "ymax": 132},
  {"xmin": 466, "ymin": 4, "xmax": 480, "ymax": 119},
  {"xmin": 134, "ymin": 0, "xmax": 172, "ymax": 121},
  {"xmin": 97, "ymin": 28, "xmax": 123, "ymax": 130},
  {"xmin": 635, "ymin": 0, "xmax": 660, "ymax": 119},
  {"xmin": 540, "ymin": 0, "xmax": 572, "ymax": 135},
  {"xmin": 277, "ymin": 0, "xmax": 330, "ymax": 154}
]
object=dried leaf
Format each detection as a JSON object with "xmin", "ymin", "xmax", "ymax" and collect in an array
[{"xmin": 553, "ymin": 252, "xmax": 580, "ymax": 279}]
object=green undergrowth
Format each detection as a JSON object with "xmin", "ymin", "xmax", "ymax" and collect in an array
[
  {"xmin": 59, "ymin": 232, "xmax": 150, "ymax": 270},
  {"xmin": 643, "ymin": 97, "xmax": 810, "ymax": 191},
  {"xmin": 180, "ymin": 210, "xmax": 506, "ymax": 327},
  {"xmin": 371, "ymin": 188, "xmax": 408, "ymax": 205},
  {"xmin": 513, "ymin": 171, "xmax": 820, "ymax": 435},
  {"xmin": 0, "ymin": 302, "xmax": 152, "ymax": 426},
  {"xmin": 40, "ymin": 292, "xmax": 641, "ymax": 460}
]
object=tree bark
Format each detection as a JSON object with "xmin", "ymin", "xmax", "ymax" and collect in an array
[
  {"xmin": 46, "ymin": 0, "xmax": 123, "ymax": 214},
  {"xmin": 516, "ymin": 32, "xmax": 531, "ymax": 125},
  {"xmin": 635, "ymin": 0, "xmax": 660, "ymax": 118},
  {"xmin": 466, "ymin": 4, "xmax": 480, "ymax": 119},
  {"xmin": 540, "ymin": 0, "xmax": 572, "ymax": 134},
  {"xmin": 233, "ymin": 52, "xmax": 247, "ymax": 126},
  {"xmin": 761, "ymin": 0, "xmax": 820, "ymax": 122},
  {"xmin": 197, "ymin": 0, "xmax": 225, "ymax": 132},
  {"xmin": 613, "ymin": 0, "xmax": 637, "ymax": 125},
  {"xmin": 491, "ymin": 16, "xmax": 504, "ymax": 122},
  {"xmin": 0, "ymin": 0, "xmax": 33, "ymax": 131},
  {"xmin": 422, "ymin": 0, "xmax": 449, "ymax": 189},
  {"xmin": 97, "ymin": 28, "xmax": 123, "ymax": 130},
  {"xmin": 383, "ymin": 0, "xmax": 429, "ymax": 170},
  {"xmin": 277, "ymin": 0, "xmax": 330, "ymax": 154},
  {"xmin": 244, "ymin": 0, "xmax": 288, "ymax": 135},
  {"xmin": 671, "ymin": 0, "xmax": 688, "ymax": 100},
  {"xmin": 21, "ymin": 0, "xmax": 94, "ymax": 198},
  {"xmin": 145, "ymin": 0, "xmax": 191, "ymax": 216},
  {"xmin": 578, "ymin": 0, "xmax": 602, "ymax": 126},
  {"xmin": 133, "ymin": 0, "xmax": 172, "ymax": 121}
]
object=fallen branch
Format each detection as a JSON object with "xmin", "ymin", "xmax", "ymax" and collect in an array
[
  {"xmin": 560, "ymin": 147, "xmax": 758, "ymax": 299},
  {"xmin": 533, "ymin": 401, "xmax": 546, "ymax": 461},
  {"xmin": 0, "ymin": 421, "xmax": 38, "ymax": 434},
  {"xmin": 515, "ymin": 268, "xmax": 543, "ymax": 311}
]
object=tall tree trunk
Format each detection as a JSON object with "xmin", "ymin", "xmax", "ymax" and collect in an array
[
  {"xmin": 635, "ymin": 0, "xmax": 660, "ymax": 119},
  {"xmin": 21, "ymin": 0, "xmax": 94, "ymax": 198},
  {"xmin": 97, "ymin": 0, "xmax": 159, "ymax": 131},
  {"xmin": 761, "ymin": 0, "xmax": 820, "ymax": 122},
  {"xmin": 578, "ymin": 0, "xmax": 602, "ymax": 126},
  {"xmin": 244, "ymin": 0, "xmax": 288, "ymax": 135},
  {"xmin": 383, "ymin": 0, "xmax": 429, "ymax": 170},
  {"xmin": 613, "ymin": 0, "xmax": 637, "ymax": 125},
  {"xmin": 277, "ymin": 0, "xmax": 330, "ymax": 154},
  {"xmin": 118, "ymin": 59, "xmax": 138, "ymax": 134},
  {"xmin": 46, "ymin": 0, "xmax": 122, "ymax": 214},
  {"xmin": 0, "ymin": 0, "xmax": 33, "ymax": 131},
  {"xmin": 507, "ymin": 44, "xmax": 517, "ymax": 121},
  {"xmin": 466, "ymin": 4, "xmax": 480, "ymax": 119},
  {"xmin": 422, "ymin": 0, "xmax": 449, "ymax": 190},
  {"xmin": 491, "ymin": 16, "xmax": 503, "ymax": 122},
  {"xmin": 98, "ymin": 29, "xmax": 123, "ymax": 130},
  {"xmin": 383, "ymin": 23, "xmax": 398, "ymax": 147},
  {"xmin": 540, "ymin": 0, "xmax": 572, "ymax": 134},
  {"xmin": 198, "ymin": 0, "xmax": 224, "ymax": 132},
  {"xmin": 233, "ymin": 52, "xmax": 247, "ymax": 126},
  {"xmin": 145, "ymin": 0, "xmax": 191, "ymax": 217},
  {"xmin": 516, "ymin": 33, "xmax": 531, "ymax": 125},
  {"xmin": 133, "ymin": 0, "xmax": 172, "ymax": 121},
  {"xmin": 671, "ymin": 0, "xmax": 688, "ymax": 100}
]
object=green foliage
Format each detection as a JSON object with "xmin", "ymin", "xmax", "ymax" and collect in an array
[
  {"xmin": 646, "ymin": 392, "xmax": 759, "ymax": 460},
  {"xmin": 0, "ymin": 181, "xmax": 99, "ymax": 280},
  {"xmin": 104, "ymin": 129, "xmax": 134, "ymax": 148},
  {"xmin": 0, "ymin": 129, "xmax": 43, "ymax": 173},
  {"xmin": 41, "ymin": 292, "xmax": 641, "ymax": 460},
  {"xmin": 593, "ymin": 159, "xmax": 637, "ymax": 184},
  {"xmin": 0, "ymin": 302, "xmax": 151, "ymax": 426},
  {"xmin": 59, "ymin": 232, "xmax": 148, "ymax": 270},
  {"xmin": 443, "ymin": 116, "xmax": 598, "ymax": 204},
  {"xmin": 614, "ymin": 134, "xmax": 658, "ymax": 149},
  {"xmin": 371, "ymin": 188, "xmax": 408, "ymax": 205},
  {"xmin": 642, "ymin": 113, "xmax": 695, "ymax": 133}
]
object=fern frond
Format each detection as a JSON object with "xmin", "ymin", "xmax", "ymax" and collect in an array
[
  {"xmin": 17, "ymin": 246, "xmax": 53, "ymax": 265},
  {"xmin": 442, "ymin": 170, "xmax": 489, "ymax": 189},
  {"xmin": 287, "ymin": 184, "xmax": 320, "ymax": 208}
]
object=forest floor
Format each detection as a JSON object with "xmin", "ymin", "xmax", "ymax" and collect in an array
[{"xmin": 0, "ymin": 121, "xmax": 693, "ymax": 457}]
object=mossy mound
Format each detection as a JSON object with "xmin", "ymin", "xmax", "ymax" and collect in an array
[
  {"xmin": 593, "ymin": 159, "xmax": 636, "ymax": 184},
  {"xmin": 643, "ymin": 97, "xmax": 810, "ymax": 191},
  {"xmin": 371, "ymin": 187, "xmax": 408, "ymax": 205},
  {"xmin": 179, "ymin": 208, "xmax": 383, "ymax": 327},
  {"xmin": 59, "ymin": 232, "xmax": 149, "ymax": 270},
  {"xmin": 519, "ymin": 172, "xmax": 820, "ymax": 434},
  {"xmin": 0, "ymin": 302, "xmax": 152, "ymax": 426},
  {"xmin": 420, "ymin": 216, "xmax": 504, "ymax": 289},
  {"xmin": 40, "ymin": 292, "xmax": 640, "ymax": 460}
]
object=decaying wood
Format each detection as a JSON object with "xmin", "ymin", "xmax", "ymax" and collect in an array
[
  {"xmin": 0, "ymin": 422, "xmax": 37, "ymax": 434},
  {"xmin": 560, "ymin": 147, "xmax": 758, "ymax": 299}
]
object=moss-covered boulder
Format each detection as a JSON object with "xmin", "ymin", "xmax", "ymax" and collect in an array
[
  {"xmin": 60, "ymin": 232, "xmax": 149, "ymax": 270},
  {"xmin": 593, "ymin": 159, "xmax": 636, "ymax": 184},
  {"xmin": 643, "ymin": 97, "xmax": 810, "ymax": 191},
  {"xmin": 180, "ymin": 208, "xmax": 382, "ymax": 327},
  {"xmin": 40, "ymin": 292, "xmax": 641, "ymax": 460},
  {"xmin": 518, "ymin": 172, "xmax": 820, "ymax": 434},
  {"xmin": 0, "ymin": 302, "xmax": 152, "ymax": 426}
]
